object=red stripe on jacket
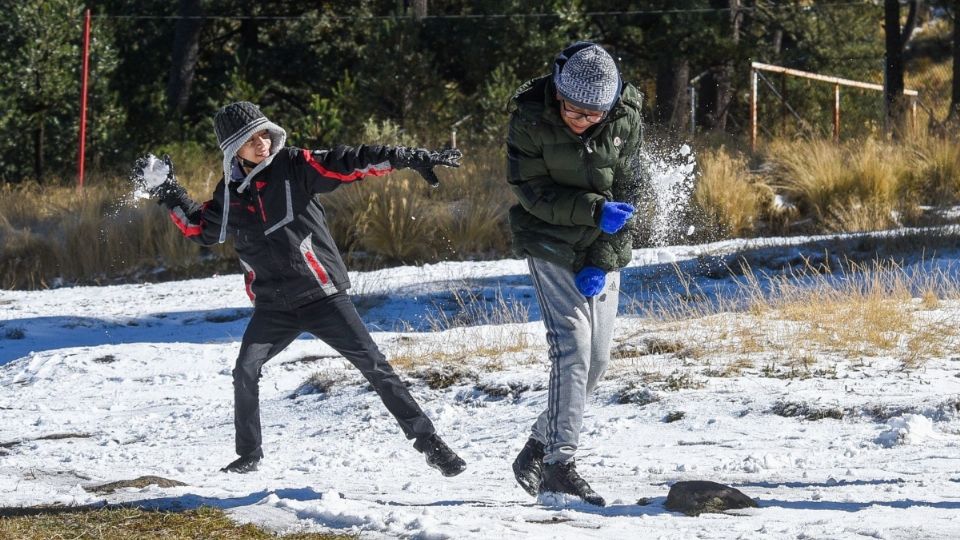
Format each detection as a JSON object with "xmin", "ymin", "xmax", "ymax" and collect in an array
[
  {"xmin": 303, "ymin": 251, "xmax": 330, "ymax": 284},
  {"xmin": 302, "ymin": 149, "xmax": 393, "ymax": 182},
  {"xmin": 169, "ymin": 210, "xmax": 202, "ymax": 237}
]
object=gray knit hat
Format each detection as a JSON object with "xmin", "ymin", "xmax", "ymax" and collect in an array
[
  {"xmin": 553, "ymin": 42, "xmax": 622, "ymax": 112},
  {"xmin": 213, "ymin": 102, "xmax": 286, "ymax": 175},
  {"xmin": 211, "ymin": 101, "xmax": 287, "ymax": 243}
]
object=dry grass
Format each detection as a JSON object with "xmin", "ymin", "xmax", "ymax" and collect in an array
[
  {"xmin": 324, "ymin": 144, "xmax": 512, "ymax": 268},
  {"xmin": 335, "ymin": 176, "xmax": 441, "ymax": 263},
  {"xmin": 0, "ymin": 505, "xmax": 352, "ymax": 539},
  {"xmin": 389, "ymin": 329, "xmax": 532, "ymax": 373},
  {"xmin": 0, "ymin": 143, "xmax": 511, "ymax": 288},
  {"xmin": 902, "ymin": 128, "xmax": 960, "ymax": 207},
  {"xmin": 0, "ymin": 180, "xmax": 234, "ymax": 289},
  {"xmin": 628, "ymin": 258, "xmax": 960, "ymax": 373},
  {"xmin": 426, "ymin": 287, "xmax": 530, "ymax": 331},
  {"xmin": 388, "ymin": 288, "xmax": 533, "ymax": 373},
  {"xmin": 693, "ymin": 148, "xmax": 766, "ymax": 238},
  {"xmin": 6, "ymin": 134, "xmax": 960, "ymax": 289},
  {"xmin": 764, "ymin": 138, "xmax": 847, "ymax": 219},
  {"xmin": 765, "ymin": 138, "xmax": 909, "ymax": 232}
]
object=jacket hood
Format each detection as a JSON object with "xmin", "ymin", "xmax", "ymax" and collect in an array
[{"xmin": 215, "ymin": 113, "xmax": 286, "ymax": 244}]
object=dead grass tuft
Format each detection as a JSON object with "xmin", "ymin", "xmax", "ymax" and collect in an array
[
  {"xmin": 389, "ymin": 326, "xmax": 531, "ymax": 373},
  {"xmin": 323, "ymin": 144, "xmax": 511, "ymax": 269},
  {"xmin": 427, "ymin": 287, "xmax": 529, "ymax": 331},
  {"xmin": 290, "ymin": 369, "xmax": 353, "ymax": 398},
  {"xmin": 0, "ymin": 505, "xmax": 351, "ymax": 539},
  {"xmin": 903, "ymin": 130, "xmax": 960, "ymax": 207},
  {"xmin": 770, "ymin": 400, "xmax": 845, "ymax": 421},
  {"xmin": 630, "ymin": 257, "xmax": 960, "ymax": 374},
  {"xmin": 693, "ymin": 148, "xmax": 766, "ymax": 238},
  {"xmin": 410, "ymin": 365, "xmax": 479, "ymax": 389},
  {"xmin": 766, "ymin": 139, "xmax": 908, "ymax": 232}
]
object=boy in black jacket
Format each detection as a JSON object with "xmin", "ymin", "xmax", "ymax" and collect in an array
[{"xmin": 131, "ymin": 101, "xmax": 466, "ymax": 476}]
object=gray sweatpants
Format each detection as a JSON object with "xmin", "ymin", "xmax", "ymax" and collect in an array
[{"xmin": 527, "ymin": 257, "xmax": 620, "ymax": 464}]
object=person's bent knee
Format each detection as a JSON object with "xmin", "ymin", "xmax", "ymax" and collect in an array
[{"xmin": 232, "ymin": 360, "xmax": 262, "ymax": 386}]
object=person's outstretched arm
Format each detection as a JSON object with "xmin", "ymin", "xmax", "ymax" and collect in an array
[
  {"xmin": 131, "ymin": 154, "xmax": 224, "ymax": 246},
  {"xmin": 296, "ymin": 145, "xmax": 461, "ymax": 194}
]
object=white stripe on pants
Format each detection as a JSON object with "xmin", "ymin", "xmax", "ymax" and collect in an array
[{"xmin": 527, "ymin": 257, "xmax": 620, "ymax": 464}]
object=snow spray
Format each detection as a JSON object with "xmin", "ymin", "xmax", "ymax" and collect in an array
[{"xmin": 632, "ymin": 139, "xmax": 698, "ymax": 247}]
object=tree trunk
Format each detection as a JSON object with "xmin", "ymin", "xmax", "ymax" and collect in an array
[
  {"xmin": 771, "ymin": 29, "xmax": 783, "ymax": 60},
  {"xmin": 34, "ymin": 120, "xmax": 44, "ymax": 183},
  {"xmin": 411, "ymin": 0, "xmax": 427, "ymax": 19},
  {"xmin": 884, "ymin": 0, "xmax": 909, "ymax": 137},
  {"xmin": 32, "ymin": 69, "xmax": 44, "ymax": 183},
  {"xmin": 654, "ymin": 56, "xmax": 691, "ymax": 131},
  {"xmin": 166, "ymin": 0, "xmax": 204, "ymax": 119},
  {"xmin": 240, "ymin": 0, "xmax": 260, "ymax": 51},
  {"xmin": 902, "ymin": 0, "xmax": 923, "ymax": 47},
  {"xmin": 950, "ymin": 1, "xmax": 960, "ymax": 121},
  {"xmin": 700, "ymin": 0, "xmax": 741, "ymax": 131}
]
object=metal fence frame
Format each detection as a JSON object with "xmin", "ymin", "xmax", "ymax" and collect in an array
[{"xmin": 749, "ymin": 61, "xmax": 919, "ymax": 150}]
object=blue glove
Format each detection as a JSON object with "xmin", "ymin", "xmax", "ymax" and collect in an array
[
  {"xmin": 575, "ymin": 266, "xmax": 606, "ymax": 297},
  {"xmin": 599, "ymin": 201, "xmax": 636, "ymax": 234}
]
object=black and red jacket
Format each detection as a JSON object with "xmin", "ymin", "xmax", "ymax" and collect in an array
[{"xmin": 159, "ymin": 145, "xmax": 395, "ymax": 309}]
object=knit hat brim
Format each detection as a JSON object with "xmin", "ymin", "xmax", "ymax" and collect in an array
[{"xmin": 212, "ymin": 103, "xmax": 287, "ymax": 244}]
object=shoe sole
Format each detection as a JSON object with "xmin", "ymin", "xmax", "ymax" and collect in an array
[
  {"xmin": 429, "ymin": 461, "xmax": 467, "ymax": 477},
  {"xmin": 538, "ymin": 488, "xmax": 606, "ymax": 507},
  {"xmin": 220, "ymin": 466, "xmax": 258, "ymax": 474}
]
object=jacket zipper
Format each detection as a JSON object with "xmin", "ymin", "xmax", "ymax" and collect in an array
[
  {"xmin": 255, "ymin": 186, "xmax": 268, "ymax": 223},
  {"xmin": 251, "ymin": 178, "xmax": 289, "ymax": 305},
  {"xmin": 580, "ymin": 110, "xmax": 623, "ymax": 192}
]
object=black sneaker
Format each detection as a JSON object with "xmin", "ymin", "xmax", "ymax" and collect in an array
[
  {"xmin": 540, "ymin": 460, "xmax": 606, "ymax": 507},
  {"xmin": 415, "ymin": 434, "xmax": 467, "ymax": 477},
  {"xmin": 220, "ymin": 455, "xmax": 261, "ymax": 474},
  {"xmin": 512, "ymin": 438, "xmax": 545, "ymax": 496}
]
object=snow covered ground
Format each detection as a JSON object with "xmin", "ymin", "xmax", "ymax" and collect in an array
[{"xmin": 2, "ymin": 234, "xmax": 960, "ymax": 539}]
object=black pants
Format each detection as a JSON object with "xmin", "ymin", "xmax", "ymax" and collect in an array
[{"xmin": 233, "ymin": 292, "xmax": 435, "ymax": 459}]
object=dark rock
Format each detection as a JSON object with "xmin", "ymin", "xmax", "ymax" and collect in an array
[
  {"xmin": 664, "ymin": 411, "xmax": 685, "ymax": 423},
  {"xmin": 665, "ymin": 480, "xmax": 758, "ymax": 516}
]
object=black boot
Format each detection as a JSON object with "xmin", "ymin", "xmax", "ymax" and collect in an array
[
  {"xmin": 414, "ymin": 434, "xmax": 467, "ymax": 477},
  {"xmin": 220, "ymin": 454, "xmax": 261, "ymax": 474},
  {"xmin": 540, "ymin": 460, "xmax": 606, "ymax": 507},
  {"xmin": 512, "ymin": 438, "xmax": 545, "ymax": 496}
]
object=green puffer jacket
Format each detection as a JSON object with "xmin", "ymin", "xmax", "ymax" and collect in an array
[{"xmin": 506, "ymin": 75, "xmax": 645, "ymax": 272}]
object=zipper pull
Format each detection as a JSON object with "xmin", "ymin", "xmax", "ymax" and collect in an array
[{"xmin": 585, "ymin": 142, "xmax": 594, "ymax": 154}]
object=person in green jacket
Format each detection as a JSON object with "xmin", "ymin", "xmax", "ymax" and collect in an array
[{"xmin": 507, "ymin": 41, "xmax": 644, "ymax": 507}]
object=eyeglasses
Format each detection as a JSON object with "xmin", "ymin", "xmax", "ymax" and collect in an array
[{"xmin": 560, "ymin": 100, "xmax": 606, "ymax": 123}]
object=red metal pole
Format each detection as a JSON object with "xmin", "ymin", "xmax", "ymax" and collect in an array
[{"xmin": 78, "ymin": 8, "xmax": 91, "ymax": 189}]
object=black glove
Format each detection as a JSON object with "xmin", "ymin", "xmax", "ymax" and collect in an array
[
  {"xmin": 388, "ymin": 147, "xmax": 463, "ymax": 188},
  {"xmin": 131, "ymin": 153, "xmax": 178, "ymax": 199}
]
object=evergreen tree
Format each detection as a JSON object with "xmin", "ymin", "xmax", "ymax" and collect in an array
[{"xmin": 0, "ymin": 0, "xmax": 121, "ymax": 183}]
